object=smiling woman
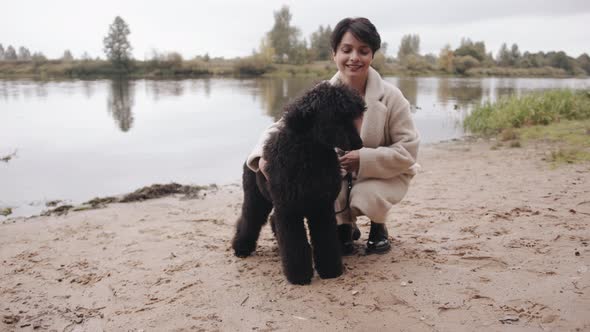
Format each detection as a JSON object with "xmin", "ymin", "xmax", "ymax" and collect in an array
[{"xmin": 244, "ymin": 17, "xmax": 421, "ymax": 256}]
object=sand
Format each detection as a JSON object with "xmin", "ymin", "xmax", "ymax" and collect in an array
[{"xmin": 1, "ymin": 140, "xmax": 589, "ymax": 332}]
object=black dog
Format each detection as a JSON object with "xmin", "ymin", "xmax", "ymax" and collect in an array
[{"xmin": 232, "ymin": 82, "xmax": 366, "ymax": 285}]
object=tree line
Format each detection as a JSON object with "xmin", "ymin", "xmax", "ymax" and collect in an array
[
  {"xmin": 253, "ymin": 6, "xmax": 589, "ymax": 76},
  {"xmin": 1, "ymin": 7, "xmax": 589, "ymax": 77}
]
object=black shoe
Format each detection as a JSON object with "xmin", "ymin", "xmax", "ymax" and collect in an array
[
  {"xmin": 366, "ymin": 221, "xmax": 391, "ymax": 254},
  {"xmin": 337, "ymin": 224, "xmax": 355, "ymax": 256}
]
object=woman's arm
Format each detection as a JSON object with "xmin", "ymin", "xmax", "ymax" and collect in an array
[
  {"xmin": 246, "ymin": 119, "xmax": 284, "ymax": 172},
  {"xmin": 358, "ymin": 90, "xmax": 420, "ymax": 180}
]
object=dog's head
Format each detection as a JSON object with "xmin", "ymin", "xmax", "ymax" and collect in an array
[{"xmin": 283, "ymin": 82, "xmax": 366, "ymax": 151}]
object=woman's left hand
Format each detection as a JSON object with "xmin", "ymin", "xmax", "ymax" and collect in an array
[{"xmin": 339, "ymin": 150, "xmax": 360, "ymax": 174}]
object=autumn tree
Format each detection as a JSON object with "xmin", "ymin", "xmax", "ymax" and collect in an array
[
  {"xmin": 0, "ymin": 44, "xmax": 4, "ymax": 60},
  {"xmin": 103, "ymin": 16, "xmax": 133, "ymax": 68},
  {"xmin": 438, "ymin": 44, "xmax": 454, "ymax": 73}
]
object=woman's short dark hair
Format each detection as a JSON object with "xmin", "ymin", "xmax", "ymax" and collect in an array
[{"xmin": 331, "ymin": 17, "xmax": 381, "ymax": 56}]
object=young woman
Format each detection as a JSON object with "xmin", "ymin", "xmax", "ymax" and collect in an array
[{"xmin": 247, "ymin": 17, "xmax": 420, "ymax": 255}]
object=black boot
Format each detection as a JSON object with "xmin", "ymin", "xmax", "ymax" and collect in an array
[
  {"xmin": 366, "ymin": 221, "xmax": 391, "ymax": 254},
  {"xmin": 337, "ymin": 224, "xmax": 355, "ymax": 256}
]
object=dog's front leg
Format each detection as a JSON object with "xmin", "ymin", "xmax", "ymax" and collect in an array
[
  {"xmin": 273, "ymin": 208, "xmax": 313, "ymax": 285},
  {"xmin": 307, "ymin": 205, "xmax": 343, "ymax": 279}
]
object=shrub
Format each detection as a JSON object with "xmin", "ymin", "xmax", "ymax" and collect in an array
[{"xmin": 464, "ymin": 90, "xmax": 590, "ymax": 134}]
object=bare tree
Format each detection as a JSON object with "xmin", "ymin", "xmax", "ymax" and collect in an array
[{"xmin": 103, "ymin": 16, "xmax": 133, "ymax": 68}]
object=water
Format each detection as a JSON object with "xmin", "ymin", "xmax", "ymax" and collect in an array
[{"xmin": 1, "ymin": 76, "xmax": 589, "ymax": 217}]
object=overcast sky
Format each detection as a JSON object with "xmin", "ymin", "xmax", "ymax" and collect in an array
[{"xmin": 1, "ymin": 0, "xmax": 589, "ymax": 60}]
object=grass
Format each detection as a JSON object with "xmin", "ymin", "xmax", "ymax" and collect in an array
[
  {"xmin": 465, "ymin": 90, "xmax": 590, "ymax": 135},
  {"xmin": 518, "ymin": 119, "xmax": 590, "ymax": 165},
  {"xmin": 465, "ymin": 90, "xmax": 590, "ymax": 165}
]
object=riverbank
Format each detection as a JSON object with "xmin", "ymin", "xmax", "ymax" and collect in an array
[
  {"xmin": 0, "ymin": 59, "xmax": 584, "ymax": 80},
  {"xmin": 1, "ymin": 139, "xmax": 589, "ymax": 331}
]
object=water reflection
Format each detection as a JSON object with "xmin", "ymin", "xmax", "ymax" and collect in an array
[
  {"xmin": 256, "ymin": 78, "xmax": 320, "ymax": 120},
  {"xmin": 397, "ymin": 77, "xmax": 418, "ymax": 107},
  {"xmin": 107, "ymin": 79, "xmax": 134, "ymax": 132},
  {"xmin": 2, "ymin": 76, "xmax": 590, "ymax": 219},
  {"xmin": 437, "ymin": 78, "xmax": 485, "ymax": 108},
  {"xmin": 82, "ymin": 80, "xmax": 96, "ymax": 99}
]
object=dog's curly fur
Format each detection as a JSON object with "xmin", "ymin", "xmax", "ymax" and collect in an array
[{"xmin": 232, "ymin": 82, "xmax": 366, "ymax": 285}]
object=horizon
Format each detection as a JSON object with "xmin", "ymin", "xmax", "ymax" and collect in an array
[{"xmin": 1, "ymin": 0, "xmax": 589, "ymax": 60}]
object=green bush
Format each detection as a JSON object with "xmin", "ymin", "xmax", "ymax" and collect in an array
[{"xmin": 464, "ymin": 90, "xmax": 590, "ymax": 134}]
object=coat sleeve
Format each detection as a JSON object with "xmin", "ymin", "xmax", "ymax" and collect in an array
[
  {"xmin": 245, "ymin": 119, "xmax": 284, "ymax": 172},
  {"xmin": 357, "ymin": 88, "xmax": 420, "ymax": 180}
]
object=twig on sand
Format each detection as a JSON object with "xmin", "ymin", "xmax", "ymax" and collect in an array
[{"xmin": 240, "ymin": 295, "xmax": 249, "ymax": 306}]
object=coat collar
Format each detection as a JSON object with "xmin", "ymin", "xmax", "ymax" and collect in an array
[
  {"xmin": 329, "ymin": 67, "xmax": 387, "ymax": 148},
  {"xmin": 329, "ymin": 66, "xmax": 385, "ymax": 104}
]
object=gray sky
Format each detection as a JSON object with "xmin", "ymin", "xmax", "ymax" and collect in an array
[{"xmin": 1, "ymin": 0, "xmax": 589, "ymax": 60}]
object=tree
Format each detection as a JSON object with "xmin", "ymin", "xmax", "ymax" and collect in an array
[
  {"xmin": 4, "ymin": 45, "xmax": 17, "ymax": 60},
  {"xmin": 0, "ymin": 44, "xmax": 4, "ymax": 60},
  {"xmin": 577, "ymin": 53, "xmax": 590, "ymax": 75},
  {"xmin": 310, "ymin": 25, "xmax": 332, "ymax": 61},
  {"xmin": 496, "ymin": 43, "xmax": 511, "ymax": 66},
  {"xmin": 510, "ymin": 43, "xmax": 521, "ymax": 65},
  {"xmin": 549, "ymin": 51, "xmax": 573, "ymax": 73},
  {"xmin": 62, "ymin": 49, "xmax": 74, "ymax": 61},
  {"xmin": 268, "ymin": 6, "xmax": 300, "ymax": 62},
  {"xmin": 454, "ymin": 38, "xmax": 486, "ymax": 62},
  {"xmin": 381, "ymin": 42, "xmax": 389, "ymax": 57},
  {"xmin": 31, "ymin": 52, "xmax": 47, "ymax": 63},
  {"xmin": 397, "ymin": 34, "xmax": 420, "ymax": 60},
  {"xmin": 103, "ymin": 16, "xmax": 133, "ymax": 67},
  {"xmin": 18, "ymin": 46, "xmax": 31, "ymax": 61},
  {"xmin": 290, "ymin": 39, "xmax": 310, "ymax": 65},
  {"xmin": 258, "ymin": 36, "xmax": 276, "ymax": 63},
  {"xmin": 81, "ymin": 51, "xmax": 92, "ymax": 61},
  {"xmin": 438, "ymin": 44, "xmax": 454, "ymax": 73},
  {"xmin": 453, "ymin": 55, "xmax": 480, "ymax": 75}
]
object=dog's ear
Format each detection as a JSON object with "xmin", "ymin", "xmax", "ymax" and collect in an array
[
  {"xmin": 283, "ymin": 101, "xmax": 316, "ymax": 132},
  {"xmin": 282, "ymin": 83, "xmax": 328, "ymax": 132}
]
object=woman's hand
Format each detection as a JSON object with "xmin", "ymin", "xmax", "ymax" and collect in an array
[
  {"xmin": 339, "ymin": 150, "xmax": 360, "ymax": 174},
  {"xmin": 258, "ymin": 157, "xmax": 269, "ymax": 180}
]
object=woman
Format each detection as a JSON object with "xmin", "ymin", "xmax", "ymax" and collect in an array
[{"xmin": 247, "ymin": 17, "xmax": 420, "ymax": 255}]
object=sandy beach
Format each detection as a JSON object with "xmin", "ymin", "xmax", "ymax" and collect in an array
[{"xmin": 1, "ymin": 139, "xmax": 589, "ymax": 331}]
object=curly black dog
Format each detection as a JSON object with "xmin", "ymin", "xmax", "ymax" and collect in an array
[{"xmin": 232, "ymin": 82, "xmax": 366, "ymax": 285}]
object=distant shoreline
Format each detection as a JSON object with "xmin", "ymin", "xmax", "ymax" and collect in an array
[{"xmin": 1, "ymin": 59, "xmax": 587, "ymax": 80}]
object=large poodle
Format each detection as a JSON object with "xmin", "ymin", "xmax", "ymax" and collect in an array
[{"xmin": 232, "ymin": 82, "xmax": 366, "ymax": 285}]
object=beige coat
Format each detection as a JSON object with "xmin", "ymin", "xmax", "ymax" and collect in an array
[{"xmin": 247, "ymin": 67, "xmax": 420, "ymax": 223}]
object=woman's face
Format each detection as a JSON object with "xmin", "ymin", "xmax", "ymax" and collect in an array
[{"xmin": 333, "ymin": 31, "xmax": 374, "ymax": 81}]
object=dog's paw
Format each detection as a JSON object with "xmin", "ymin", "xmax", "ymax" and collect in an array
[
  {"xmin": 285, "ymin": 267, "xmax": 313, "ymax": 285},
  {"xmin": 287, "ymin": 275, "xmax": 312, "ymax": 285},
  {"xmin": 317, "ymin": 264, "xmax": 343, "ymax": 279},
  {"xmin": 232, "ymin": 239, "xmax": 255, "ymax": 258}
]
